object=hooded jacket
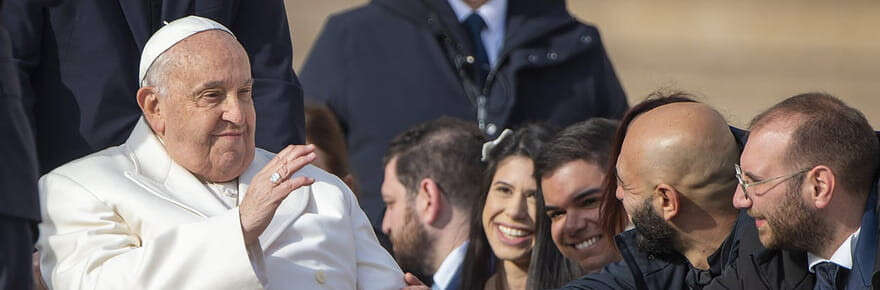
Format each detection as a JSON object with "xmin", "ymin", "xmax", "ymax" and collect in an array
[{"xmin": 300, "ymin": 0, "xmax": 628, "ymax": 227}]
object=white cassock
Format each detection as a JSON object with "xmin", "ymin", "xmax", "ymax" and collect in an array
[{"xmin": 36, "ymin": 118, "xmax": 404, "ymax": 289}]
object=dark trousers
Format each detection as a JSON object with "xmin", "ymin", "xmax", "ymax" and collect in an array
[{"xmin": 0, "ymin": 215, "xmax": 34, "ymax": 290}]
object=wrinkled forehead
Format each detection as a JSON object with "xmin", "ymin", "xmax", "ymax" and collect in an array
[
  {"xmin": 165, "ymin": 30, "xmax": 247, "ymax": 63},
  {"xmin": 159, "ymin": 32, "xmax": 252, "ymax": 89}
]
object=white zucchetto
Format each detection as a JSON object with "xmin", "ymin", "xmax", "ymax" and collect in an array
[{"xmin": 138, "ymin": 15, "xmax": 235, "ymax": 86}]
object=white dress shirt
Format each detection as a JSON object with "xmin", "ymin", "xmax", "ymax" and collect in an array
[
  {"xmin": 807, "ymin": 227, "xmax": 860, "ymax": 272},
  {"xmin": 432, "ymin": 241, "xmax": 469, "ymax": 290},
  {"xmin": 447, "ymin": 0, "xmax": 507, "ymax": 67}
]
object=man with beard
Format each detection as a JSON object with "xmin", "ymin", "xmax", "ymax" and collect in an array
[
  {"xmin": 381, "ymin": 117, "xmax": 485, "ymax": 289},
  {"xmin": 561, "ymin": 92, "xmax": 753, "ymax": 289},
  {"xmin": 708, "ymin": 93, "xmax": 880, "ymax": 289}
]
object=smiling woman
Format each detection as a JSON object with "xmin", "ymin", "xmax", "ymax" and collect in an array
[{"xmin": 460, "ymin": 123, "xmax": 556, "ymax": 290}]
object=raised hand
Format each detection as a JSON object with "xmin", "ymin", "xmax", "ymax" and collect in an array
[{"xmin": 239, "ymin": 144, "xmax": 317, "ymax": 246}]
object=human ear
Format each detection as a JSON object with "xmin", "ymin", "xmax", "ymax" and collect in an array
[
  {"xmin": 136, "ymin": 87, "xmax": 166, "ymax": 135},
  {"xmin": 418, "ymin": 178, "xmax": 444, "ymax": 225},
  {"xmin": 807, "ymin": 165, "xmax": 835, "ymax": 209},
  {"xmin": 655, "ymin": 183, "xmax": 679, "ymax": 221}
]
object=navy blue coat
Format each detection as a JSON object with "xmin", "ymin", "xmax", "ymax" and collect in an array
[
  {"xmin": 300, "ymin": 0, "xmax": 628, "ymax": 227},
  {"xmin": 1, "ymin": 0, "xmax": 305, "ymax": 173},
  {"xmin": 560, "ymin": 211, "xmax": 753, "ymax": 290},
  {"xmin": 0, "ymin": 23, "xmax": 39, "ymax": 221}
]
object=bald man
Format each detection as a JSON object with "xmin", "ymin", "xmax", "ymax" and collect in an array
[{"xmin": 561, "ymin": 92, "xmax": 755, "ymax": 290}]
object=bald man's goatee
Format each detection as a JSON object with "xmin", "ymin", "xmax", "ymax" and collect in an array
[{"xmin": 632, "ymin": 198, "xmax": 678, "ymax": 258}]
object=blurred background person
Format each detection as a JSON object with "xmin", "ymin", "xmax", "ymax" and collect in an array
[
  {"xmin": 381, "ymin": 117, "xmax": 486, "ymax": 289},
  {"xmin": 299, "ymin": 0, "xmax": 629, "ymax": 238},
  {"xmin": 460, "ymin": 124, "xmax": 556, "ymax": 290},
  {"xmin": 0, "ymin": 0, "xmax": 40, "ymax": 287},
  {"xmin": 527, "ymin": 118, "xmax": 619, "ymax": 289},
  {"xmin": 1, "ymin": 0, "xmax": 305, "ymax": 174},
  {"xmin": 305, "ymin": 101, "xmax": 357, "ymax": 193}
]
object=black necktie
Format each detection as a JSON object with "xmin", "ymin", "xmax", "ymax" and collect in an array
[
  {"xmin": 813, "ymin": 262, "xmax": 848, "ymax": 290},
  {"xmin": 462, "ymin": 13, "xmax": 490, "ymax": 88}
]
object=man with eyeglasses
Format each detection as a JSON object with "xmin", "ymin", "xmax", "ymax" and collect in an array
[{"xmin": 708, "ymin": 93, "xmax": 880, "ymax": 289}]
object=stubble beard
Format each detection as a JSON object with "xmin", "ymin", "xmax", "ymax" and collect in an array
[
  {"xmin": 391, "ymin": 207, "xmax": 436, "ymax": 285},
  {"xmin": 763, "ymin": 178, "xmax": 830, "ymax": 253},
  {"xmin": 631, "ymin": 198, "xmax": 678, "ymax": 257}
]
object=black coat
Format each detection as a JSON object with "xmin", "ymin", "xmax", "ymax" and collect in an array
[
  {"xmin": 0, "ymin": 23, "xmax": 40, "ymax": 221},
  {"xmin": 559, "ymin": 211, "xmax": 753, "ymax": 290},
  {"xmin": 300, "ymin": 0, "xmax": 628, "ymax": 227},
  {"xmin": 702, "ymin": 208, "xmax": 815, "ymax": 290},
  {"xmin": 1, "ymin": 0, "xmax": 305, "ymax": 173}
]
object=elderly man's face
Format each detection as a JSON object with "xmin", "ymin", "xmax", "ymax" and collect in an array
[{"xmin": 155, "ymin": 31, "xmax": 256, "ymax": 182}]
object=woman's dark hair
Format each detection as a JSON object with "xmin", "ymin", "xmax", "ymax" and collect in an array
[
  {"xmin": 304, "ymin": 101, "xmax": 350, "ymax": 178},
  {"xmin": 460, "ymin": 123, "xmax": 556, "ymax": 290},
  {"xmin": 599, "ymin": 91, "xmax": 699, "ymax": 244},
  {"xmin": 526, "ymin": 118, "xmax": 619, "ymax": 289}
]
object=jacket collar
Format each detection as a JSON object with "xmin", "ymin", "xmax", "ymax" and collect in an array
[
  {"xmin": 236, "ymin": 150, "xmax": 268, "ymax": 203},
  {"xmin": 851, "ymin": 187, "xmax": 878, "ymax": 288},
  {"xmin": 871, "ymin": 133, "xmax": 880, "ymax": 286},
  {"xmin": 122, "ymin": 118, "xmax": 311, "ymax": 247},
  {"xmin": 498, "ymin": 0, "xmax": 574, "ymax": 60},
  {"xmin": 123, "ymin": 117, "xmax": 227, "ymax": 217},
  {"xmin": 752, "ymin": 248, "xmax": 813, "ymax": 289},
  {"xmin": 373, "ymin": 0, "xmax": 575, "ymax": 65},
  {"xmin": 613, "ymin": 210, "xmax": 749, "ymax": 289}
]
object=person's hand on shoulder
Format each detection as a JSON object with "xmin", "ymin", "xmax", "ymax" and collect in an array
[{"xmin": 402, "ymin": 273, "xmax": 429, "ymax": 290}]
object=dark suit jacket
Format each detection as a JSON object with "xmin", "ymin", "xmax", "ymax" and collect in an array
[
  {"xmin": 0, "ymin": 23, "xmax": 40, "ymax": 221},
  {"xmin": 300, "ymin": 0, "xmax": 628, "ymax": 227},
  {"xmin": 848, "ymin": 189, "xmax": 877, "ymax": 289},
  {"xmin": 1, "ymin": 0, "xmax": 305, "ymax": 173},
  {"xmin": 704, "ymin": 221, "xmax": 814, "ymax": 290}
]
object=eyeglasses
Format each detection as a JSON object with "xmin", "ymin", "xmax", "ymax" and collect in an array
[{"xmin": 734, "ymin": 164, "xmax": 810, "ymax": 198}]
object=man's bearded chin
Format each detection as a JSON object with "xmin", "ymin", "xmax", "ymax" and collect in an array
[
  {"xmin": 631, "ymin": 198, "xmax": 678, "ymax": 257},
  {"xmin": 391, "ymin": 209, "xmax": 435, "ymax": 285},
  {"xmin": 762, "ymin": 179, "xmax": 830, "ymax": 252}
]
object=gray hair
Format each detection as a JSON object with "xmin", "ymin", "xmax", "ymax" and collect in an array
[{"xmin": 140, "ymin": 51, "xmax": 176, "ymax": 96}]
